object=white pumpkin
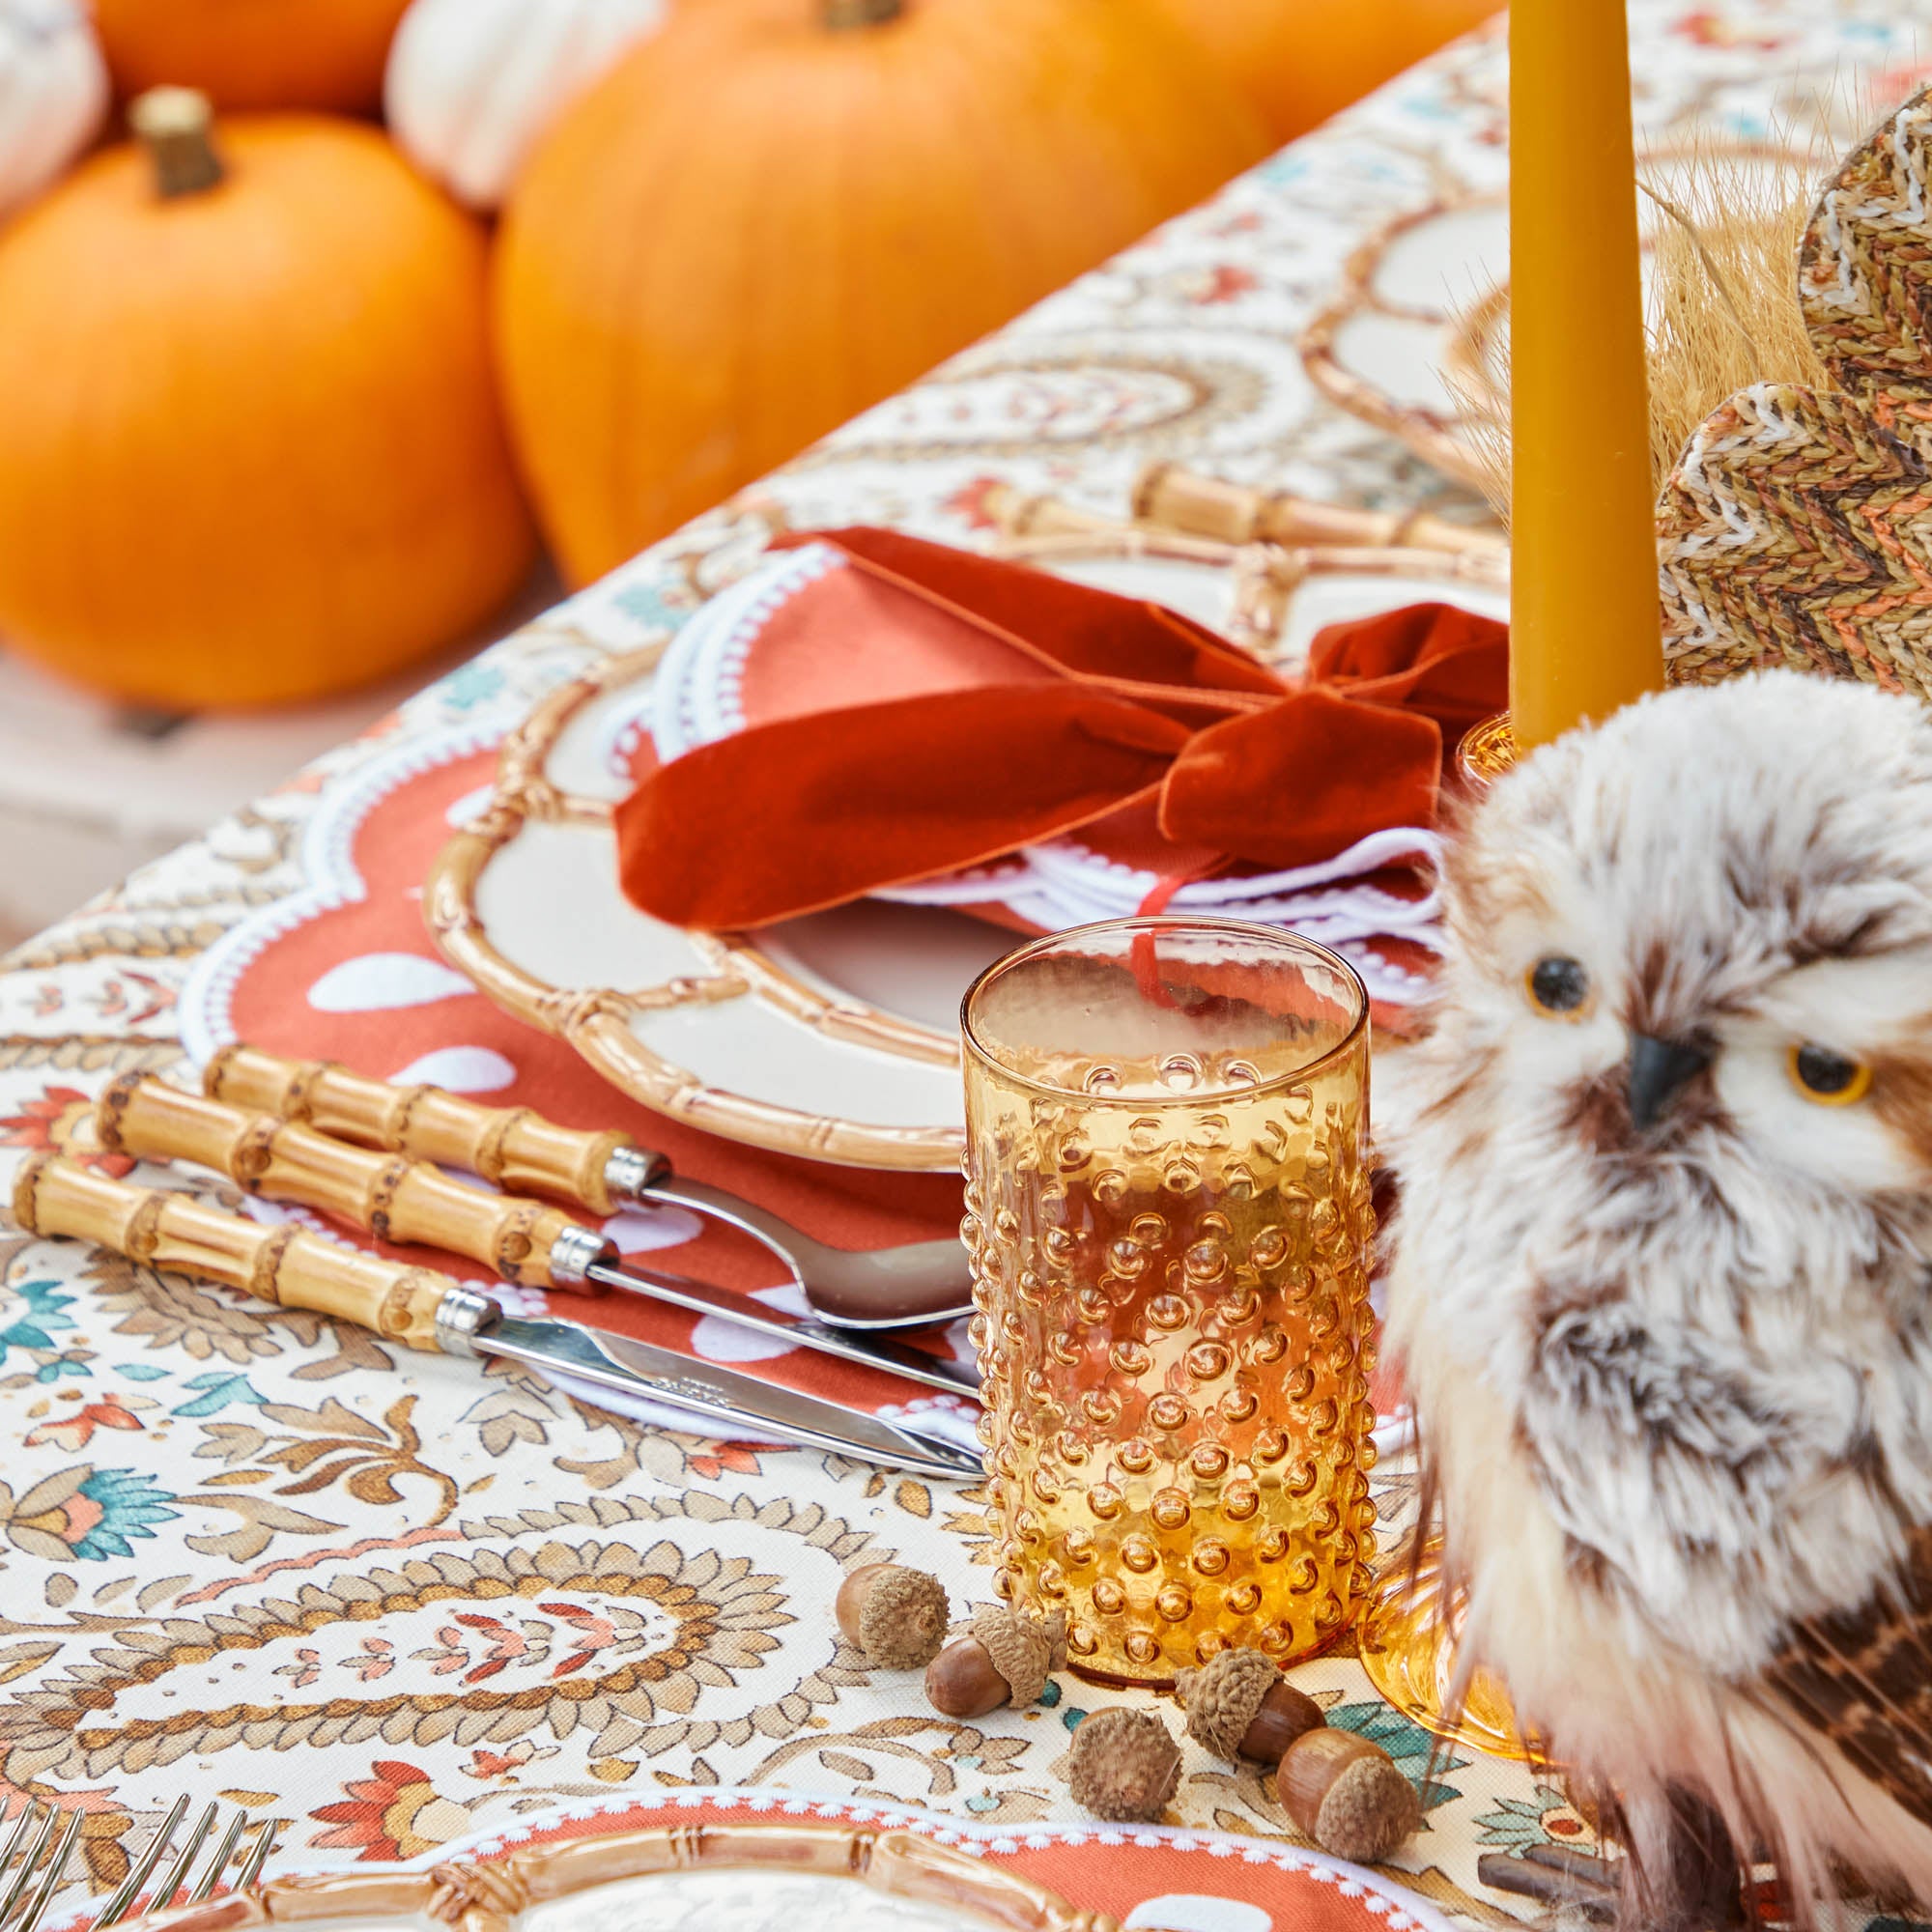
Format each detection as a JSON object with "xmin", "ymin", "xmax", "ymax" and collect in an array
[
  {"xmin": 384, "ymin": 0, "xmax": 665, "ymax": 211},
  {"xmin": 0, "ymin": 0, "xmax": 105, "ymax": 217}
]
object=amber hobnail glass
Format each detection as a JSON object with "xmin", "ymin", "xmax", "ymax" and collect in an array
[{"xmin": 961, "ymin": 918, "xmax": 1377, "ymax": 1689}]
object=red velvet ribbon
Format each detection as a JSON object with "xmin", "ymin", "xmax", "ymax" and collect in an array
[{"xmin": 616, "ymin": 526, "xmax": 1508, "ymax": 929}]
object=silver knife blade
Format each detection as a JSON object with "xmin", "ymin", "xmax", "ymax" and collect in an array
[
  {"xmin": 582, "ymin": 1255, "xmax": 980, "ymax": 1400},
  {"xmin": 477, "ymin": 1312, "xmax": 983, "ymax": 1481}
]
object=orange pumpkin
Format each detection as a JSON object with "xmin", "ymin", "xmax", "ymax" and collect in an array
[
  {"xmin": 0, "ymin": 90, "xmax": 535, "ymax": 710},
  {"xmin": 1144, "ymin": 0, "xmax": 1501, "ymax": 143},
  {"xmin": 497, "ymin": 0, "xmax": 1270, "ymax": 584},
  {"xmin": 93, "ymin": 0, "xmax": 412, "ymax": 113}
]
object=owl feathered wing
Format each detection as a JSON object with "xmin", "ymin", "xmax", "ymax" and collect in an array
[{"xmin": 1765, "ymin": 1521, "xmax": 1932, "ymax": 1830}]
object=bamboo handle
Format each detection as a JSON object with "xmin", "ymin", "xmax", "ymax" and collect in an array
[
  {"xmin": 203, "ymin": 1045, "xmax": 658, "ymax": 1216},
  {"xmin": 96, "ymin": 1075, "xmax": 604, "ymax": 1290},
  {"xmin": 980, "ymin": 483, "xmax": 1118, "ymax": 540},
  {"xmin": 11, "ymin": 1154, "xmax": 451, "ymax": 1350},
  {"xmin": 1133, "ymin": 461, "xmax": 1509, "ymax": 559}
]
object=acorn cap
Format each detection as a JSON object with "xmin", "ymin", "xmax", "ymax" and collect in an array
[
  {"xmin": 967, "ymin": 1605, "xmax": 1063, "ymax": 1708},
  {"xmin": 1066, "ymin": 1707, "xmax": 1182, "ymax": 1823},
  {"xmin": 859, "ymin": 1566, "xmax": 950, "ymax": 1669},
  {"xmin": 1175, "ymin": 1648, "xmax": 1282, "ymax": 1760}
]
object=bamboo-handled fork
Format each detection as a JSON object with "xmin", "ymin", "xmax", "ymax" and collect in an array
[
  {"xmin": 0, "ymin": 1800, "xmax": 281, "ymax": 1932},
  {"xmin": 201, "ymin": 1046, "xmax": 972, "ymax": 1328}
]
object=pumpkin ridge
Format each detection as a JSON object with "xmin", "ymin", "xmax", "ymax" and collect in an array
[
  {"xmin": 496, "ymin": 0, "xmax": 1269, "ymax": 580},
  {"xmin": 0, "ymin": 101, "xmax": 534, "ymax": 706}
]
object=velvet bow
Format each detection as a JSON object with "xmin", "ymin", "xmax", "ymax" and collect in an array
[{"xmin": 616, "ymin": 526, "xmax": 1508, "ymax": 929}]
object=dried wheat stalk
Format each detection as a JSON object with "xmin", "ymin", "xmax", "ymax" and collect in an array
[{"xmin": 1453, "ymin": 136, "xmax": 1835, "ymax": 522}]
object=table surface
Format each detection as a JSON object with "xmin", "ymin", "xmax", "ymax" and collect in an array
[{"xmin": 0, "ymin": 6, "xmax": 1919, "ymax": 1927}]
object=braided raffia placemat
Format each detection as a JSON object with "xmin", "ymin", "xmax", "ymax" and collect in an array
[{"xmin": 1660, "ymin": 86, "xmax": 1932, "ymax": 698}]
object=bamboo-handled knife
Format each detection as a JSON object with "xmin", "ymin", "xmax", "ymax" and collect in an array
[
  {"xmin": 87, "ymin": 1074, "xmax": 980, "ymax": 1401},
  {"xmin": 11, "ymin": 1155, "xmax": 981, "ymax": 1482}
]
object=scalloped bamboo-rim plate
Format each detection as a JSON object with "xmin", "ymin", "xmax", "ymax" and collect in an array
[
  {"xmin": 104, "ymin": 1819, "xmax": 1108, "ymax": 1932},
  {"xmin": 426, "ymin": 537, "xmax": 1499, "ymax": 1172},
  {"xmin": 1297, "ymin": 141, "xmax": 1813, "ymax": 494}
]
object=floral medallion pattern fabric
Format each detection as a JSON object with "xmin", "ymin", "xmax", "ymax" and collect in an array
[{"xmin": 0, "ymin": 7, "xmax": 1920, "ymax": 1929}]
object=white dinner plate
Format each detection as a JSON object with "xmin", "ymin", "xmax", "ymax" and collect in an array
[{"xmin": 429, "ymin": 538, "xmax": 1506, "ymax": 1170}]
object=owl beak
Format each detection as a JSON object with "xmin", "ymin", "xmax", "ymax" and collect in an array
[{"xmin": 1627, "ymin": 1034, "xmax": 1714, "ymax": 1131}]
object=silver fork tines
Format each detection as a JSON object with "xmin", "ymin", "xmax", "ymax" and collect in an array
[
  {"xmin": 0, "ymin": 1808, "xmax": 58, "ymax": 1931},
  {"xmin": 16, "ymin": 1816, "xmax": 82, "ymax": 1932},
  {"xmin": 0, "ymin": 1798, "xmax": 287, "ymax": 1932},
  {"xmin": 139, "ymin": 1804, "xmax": 216, "ymax": 1923}
]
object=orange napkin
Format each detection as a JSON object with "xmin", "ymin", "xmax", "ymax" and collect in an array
[{"xmin": 617, "ymin": 526, "xmax": 1508, "ymax": 929}]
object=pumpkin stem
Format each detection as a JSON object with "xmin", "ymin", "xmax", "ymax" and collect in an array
[
  {"xmin": 129, "ymin": 87, "xmax": 225, "ymax": 200},
  {"xmin": 823, "ymin": 0, "xmax": 903, "ymax": 26}
]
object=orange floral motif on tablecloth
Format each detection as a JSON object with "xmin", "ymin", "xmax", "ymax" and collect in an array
[
  {"xmin": 0, "ymin": 1496, "xmax": 878, "ymax": 1791},
  {"xmin": 311, "ymin": 1760, "xmax": 472, "ymax": 1861},
  {"xmin": 0, "ymin": 1089, "xmax": 135, "ymax": 1178}
]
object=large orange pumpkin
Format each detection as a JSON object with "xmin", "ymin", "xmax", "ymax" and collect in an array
[
  {"xmin": 0, "ymin": 90, "xmax": 535, "ymax": 710},
  {"xmin": 92, "ymin": 0, "xmax": 412, "ymax": 113},
  {"xmin": 497, "ymin": 0, "xmax": 1270, "ymax": 584},
  {"xmin": 1145, "ymin": 0, "xmax": 1501, "ymax": 143}
]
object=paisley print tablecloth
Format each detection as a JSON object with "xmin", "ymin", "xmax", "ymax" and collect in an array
[{"xmin": 0, "ymin": 7, "xmax": 1923, "ymax": 1927}]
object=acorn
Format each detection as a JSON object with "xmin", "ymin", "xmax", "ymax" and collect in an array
[
  {"xmin": 1175, "ymin": 1648, "xmax": 1324, "ymax": 1763},
  {"xmin": 1066, "ymin": 1707, "xmax": 1183, "ymax": 1823},
  {"xmin": 835, "ymin": 1563, "xmax": 950, "ymax": 1669},
  {"xmin": 923, "ymin": 1605, "xmax": 1067, "ymax": 1718},
  {"xmin": 1277, "ymin": 1727, "xmax": 1421, "ymax": 1863}
]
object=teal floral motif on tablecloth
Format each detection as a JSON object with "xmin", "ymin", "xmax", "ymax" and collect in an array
[
  {"xmin": 0, "ymin": 1275, "xmax": 73, "ymax": 1360},
  {"xmin": 436, "ymin": 661, "xmax": 506, "ymax": 712},
  {"xmin": 170, "ymin": 1370, "xmax": 269, "ymax": 1416},
  {"xmin": 0, "ymin": 1464, "xmax": 178, "ymax": 1561},
  {"xmin": 611, "ymin": 578, "xmax": 691, "ymax": 634},
  {"xmin": 1473, "ymin": 1781, "xmax": 1602, "ymax": 1855}
]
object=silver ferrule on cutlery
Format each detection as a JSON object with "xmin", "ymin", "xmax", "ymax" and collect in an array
[
  {"xmin": 87, "ymin": 1072, "xmax": 979, "ymax": 1404},
  {"xmin": 202, "ymin": 1045, "xmax": 973, "ymax": 1327},
  {"xmin": 10, "ymin": 1156, "xmax": 982, "ymax": 1485}
]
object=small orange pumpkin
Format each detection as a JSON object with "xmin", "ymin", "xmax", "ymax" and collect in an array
[
  {"xmin": 92, "ymin": 0, "xmax": 412, "ymax": 114},
  {"xmin": 1144, "ymin": 0, "xmax": 1501, "ymax": 143},
  {"xmin": 0, "ymin": 89, "xmax": 535, "ymax": 709},
  {"xmin": 497, "ymin": 0, "xmax": 1270, "ymax": 583}
]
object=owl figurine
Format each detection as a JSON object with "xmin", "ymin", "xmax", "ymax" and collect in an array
[{"xmin": 1385, "ymin": 668, "xmax": 1932, "ymax": 1927}]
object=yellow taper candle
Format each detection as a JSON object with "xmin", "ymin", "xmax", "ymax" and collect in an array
[{"xmin": 1509, "ymin": 0, "xmax": 1664, "ymax": 750}]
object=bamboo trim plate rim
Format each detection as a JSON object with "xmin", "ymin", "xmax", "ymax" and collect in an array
[
  {"xmin": 424, "ymin": 641, "xmax": 970, "ymax": 1173},
  {"xmin": 99, "ymin": 1818, "xmax": 1110, "ymax": 1932},
  {"xmin": 1296, "ymin": 139, "xmax": 1814, "ymax": 493}
]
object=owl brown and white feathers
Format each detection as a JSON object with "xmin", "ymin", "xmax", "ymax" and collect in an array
[{"xmin": 1384, "ymin": 668, "xmax": 1932, "ymax": 1925}]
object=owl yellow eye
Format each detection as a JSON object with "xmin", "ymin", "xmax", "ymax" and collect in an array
[
  {"xmin": 1788, "ymin": 1043, "xmax": 1872, "ymax": 1106},
  {"xmin": 1526, "ymin": 955, "xmax": 1591, "ymax": 1017}
]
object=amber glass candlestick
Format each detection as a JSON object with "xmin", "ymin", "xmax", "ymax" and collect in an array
[
  {"xmin": 1456, "ymin": 713, "xmax": 1518, "ymax": 787},
  {"xmin": 1367, "ymin": 726, "xmax": 1528, "ymax": 1759},
  {"xmin": 1357, "ymin": 1540, "xmax": 1533, "ymax": 1762},
  {"xmin": 1360, "ymin": 707, "xmax": 1532, "ymax": 1753},
  {"xmin": 961, "ymin": 918, "xmax": 1377, "ymax": 1689}
]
